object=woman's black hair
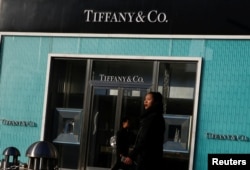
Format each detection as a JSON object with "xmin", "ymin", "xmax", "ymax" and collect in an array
[{"xmin": 147, "ymin": 92, "xmax": 164, "ymax": 114}]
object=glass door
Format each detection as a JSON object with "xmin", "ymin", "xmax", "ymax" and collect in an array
[{"xmin": 86, "ymin": 86, "xmax": 148, "ymax": 170}]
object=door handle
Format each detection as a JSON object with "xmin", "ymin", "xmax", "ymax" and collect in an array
[{"xmin": 92, "ymin": 111, "xmax": 99, "ymax": 135}]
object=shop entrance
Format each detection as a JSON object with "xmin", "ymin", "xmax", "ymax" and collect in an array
[
  {"xmin": 43, "ymin": 55, "xmax": 202, "ymax": 170},
  {"xmin": 86, "ymin": 86, "xmax": 148, "ymax": 170}
]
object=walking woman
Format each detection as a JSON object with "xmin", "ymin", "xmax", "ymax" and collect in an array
[{"xmin": 123, "ymin": 92, "xmax": 165, "ymax": 170}]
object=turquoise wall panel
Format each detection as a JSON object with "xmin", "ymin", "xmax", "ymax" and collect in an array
[
  {"xmin": 52, "ymin": 37, "xmax": 81, "ymax": 53},
  {"xmin": 171, "ymin": 39, "xmax": 205, "ymax": 57},
  {"xmin": 79, "ymin": 38, "xmax": 171, "ymax": 56},
  {"xmin": 52, "ymin": 37, "xmax": 172, "ymax": 56},
  {"xmin": 195, "ymin": 39, "xmax": 250, "ymax": 169},
  {"xmin": 0, "ymin": 36, "xmax": 50, "ymax": 162},
  {"xmin": 0, "ymin": 35, "xmax": 250, "ymax": 169}
]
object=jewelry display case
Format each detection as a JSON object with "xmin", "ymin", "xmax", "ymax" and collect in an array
[
  {"xmin": 163, "ymin": 114, "xmax": 192, "ymax": 153},
  {"xmin": 53, "ymin": 108, "xmax": 82, "ymax": 145}
]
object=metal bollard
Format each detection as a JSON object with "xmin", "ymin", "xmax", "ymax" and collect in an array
[
  {"xmin": 0, "ymin": 147, "xmax": 20, "ymax": 170},
  {"xmin": 26, "ymin": 141, "xmax": 58, "ymax": 170}
]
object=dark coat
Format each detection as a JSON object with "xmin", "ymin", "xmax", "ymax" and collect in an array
[
  {"xmin": 111, "ymin": 127, "xmax": 135, "ymax": 170},
  {"xmin": 116, "ymin": 128, "xmax": 134, "ymax": 157},
  {"xmin": 129, "ymin": 109, "xmax": 165, "ymax": 170}
]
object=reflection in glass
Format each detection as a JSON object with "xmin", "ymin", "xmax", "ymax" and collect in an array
[
  {"xmin": 163, "ymin": 114, "xmax": 192, "ymax": 153},
  {"xmin": 53, "ymin": 108, "xmax": 82, "ymax": 145}
]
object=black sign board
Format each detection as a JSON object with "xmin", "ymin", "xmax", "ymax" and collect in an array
[{"xmin": 0, "ymin": 0, "xmax": 250, "ymax": 35}]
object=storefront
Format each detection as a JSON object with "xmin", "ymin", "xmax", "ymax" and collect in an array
[
  {"xmin": 0, "ymin": 1, "xmax": 250, "ymax": 170},
  {"xmin": 1, "ymin": 32, "xmax": 250, "ymax": 170},
  {"xmin": 42, "ymin": 55, "xmax": 201, "ymax": 169}
]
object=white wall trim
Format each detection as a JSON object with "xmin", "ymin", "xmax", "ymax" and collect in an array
[
  {"xmin": 1, "ymin": 32, "xmax": 250, "ymax": 40},
  {"xmin": 188, "ymin": 58, "xmax": 202, "ymax": 170},
  {"xmin": 48, "ymin": 53, "xmax": 201, "ymax": 61},
  {"xmin": 40, "ymin": 54, "xmax": 53, "ymax": 140}
]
